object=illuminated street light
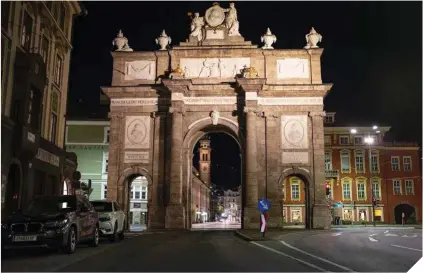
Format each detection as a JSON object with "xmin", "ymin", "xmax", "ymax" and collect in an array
[
  {"xmin": 376, "ymin": 130, "xmax": 380, "ymax": 134},
  {"xmin": 350, "ymin": 128, "xmax": 357, "ymax": 134},
  {"xmin": 372, "ymin": 125, "xmax": 378, "ymax": 130}
]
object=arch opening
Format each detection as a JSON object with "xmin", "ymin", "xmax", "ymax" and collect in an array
[
  {"xmin": 183, "ymin": 121, "xmax": 244, "ymax": 230},
  {"xmin": 278, "ymin": 171, "xmax": 312, "ymax": 229},
  {"xmin": 122, "ymin": 174, "xmax": 150, "ymax": 231},
  {"xmin": 394, "ymin": 203, "xmax": 416, "ymax": 224}
]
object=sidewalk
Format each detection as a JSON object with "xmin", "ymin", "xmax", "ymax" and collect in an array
[
  {"xmin": 234, "ymin": 228, "xmax": 322, "ymax": 241},
  {"xmin": 331, "ymin": 224, "xmax": 421, "ymax": 230}
]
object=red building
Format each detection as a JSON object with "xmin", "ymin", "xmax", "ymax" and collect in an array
[
  {"xmin": 280, "ymin": 112, "xmax": 421, "ymax": 225},
  {"xmin": 324, "ymin": 112, "xmax": 421, "ymax": 224}
]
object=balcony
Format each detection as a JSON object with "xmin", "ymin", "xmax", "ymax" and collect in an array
[{"xmin": 325, "ymin": 169, "xmax": 339, "ymax": 179}]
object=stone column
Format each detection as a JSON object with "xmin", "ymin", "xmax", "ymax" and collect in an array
[
  {"xmin": 243, "ymin": 106, "xmax": 260, "ymax": 229},
  {"xmin": 309, "ymin": 111, "xmax": 331, "ymax": 229},
  {"xmin": 107, "ymin": 113, "xmax": 124, "ymax": 203},
  {"xmin": 165, "ymin": 103, "xmax": 186, "ymax": 229}
]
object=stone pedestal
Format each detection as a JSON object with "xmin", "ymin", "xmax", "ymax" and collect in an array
[
  {"xmin": 243, "ymin": 205, "xmax": 259, "ymax": 229},
  {"xmin": 313, "ymin": 204, "xmax": 331, "ymax": 229},
  {"xmin": 165, "ymin": 203, "xmax": 186, "ymax": 229}
]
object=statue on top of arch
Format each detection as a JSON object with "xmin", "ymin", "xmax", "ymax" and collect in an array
[{"xmin": 188, "ymin": 2, "xmax": 241, "ymax": 41}]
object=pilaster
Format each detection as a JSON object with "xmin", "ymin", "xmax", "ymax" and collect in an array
[{"xmin": 107, "ymin": 112, "xmax": 124, "ymax": 202}]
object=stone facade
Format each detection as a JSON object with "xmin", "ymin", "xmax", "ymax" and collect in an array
[{"xmin": 102, "ymin": 2, "xmax": 333, "ymax": 230}]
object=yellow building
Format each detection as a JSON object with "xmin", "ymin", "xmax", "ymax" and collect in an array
[{"xmin": 1, "ymin": 1, "xmax": 86, "ymax": 218}]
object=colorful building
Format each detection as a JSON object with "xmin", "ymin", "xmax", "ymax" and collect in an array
[{"xmin": 281, "ymin": 112, "xmax": 422, "ymax": 225}]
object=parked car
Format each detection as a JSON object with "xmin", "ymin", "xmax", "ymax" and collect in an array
[
  {"xmin": 90, "ymin": 200, "xmax": 125, "ymax": 242},
  {"xmin": 1, "ymin": 195, "xmax": 99, "ymax": 254}
]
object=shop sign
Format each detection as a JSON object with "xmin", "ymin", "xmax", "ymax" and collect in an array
[{"xmin": 36, "ymin": 148, "xmax": 60, "ymax": 167}]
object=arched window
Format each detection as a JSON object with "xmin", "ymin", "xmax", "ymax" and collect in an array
[{"xmin": 63, "ymin": 181, "xmax": 68, "ymax": 195}]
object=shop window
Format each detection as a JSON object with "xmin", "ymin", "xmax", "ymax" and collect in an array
[
  {"xmin": 291, "ymin": 209, "xmax": 302, "ymax": 223},
  {"xmin": 374, "ymin": 209, "xmax": 382, "ymax": 222}
]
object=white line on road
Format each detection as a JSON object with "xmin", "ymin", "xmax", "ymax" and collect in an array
[
  {"xmin": 368, "ymin": 237, "xmax": 378, "ymax": 242},
  {"xmin": 331, "ymin": 232, "xmax": 342, "ymax": 236},
  {"xmin": 385, "ymin": 233, "xmax": 398, "ymax": 237},
  {"xmin": 384, "ymin": 230, "xmax": 389, "ymax": 234},
  {"xmin": 280, "ymin": 241, "xmax": 354, "ymax": 272},
  {"xmin": 251, "ymin": 242, "xmax": 330, "ymax": 272},
  {"xmin": 369, "ymin": 234, "xmax": 378, "ymax": 237},
  {"xmin": 402, "ymin": 234, "xmax": 418, "ymax": 238},
  {"xmin": 391, "ymin": 245, "xmax": 422, "ymax": 252}
]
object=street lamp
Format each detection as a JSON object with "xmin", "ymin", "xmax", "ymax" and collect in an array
[{"xmin": 364, "ymin": 131, "xmax": 376, "ymax": 227}]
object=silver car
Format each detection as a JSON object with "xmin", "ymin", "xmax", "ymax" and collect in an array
[{"xmin": 90, "ymin": 200, "xmax": 125, "ymax": 242}]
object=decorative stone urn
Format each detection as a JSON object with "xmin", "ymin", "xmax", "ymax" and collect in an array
[
  {"xmin": 261, "ymin": 28, "xmax": 277, "ymax": 49},
  {"xmin": 112, "ymin": 30, "xmax": 128, "ymax": 51},
  {"xmin": 304, "ymin": 27, "xmax": 322, "ymax": 49},
  {"xmin": 155, "ymin": 30, "xmax": 172, "ymax": 50}
]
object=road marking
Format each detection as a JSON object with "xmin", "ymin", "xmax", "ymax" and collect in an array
[
  {"xmin": 331, "ymin": 232, "xmax": 342, "ymax": 236},
  {"xmin": 384, "ymin": 230, "xmax": 389, "ymax": 234},
  {"xmin": 368, "ymin": 237, "xmax": 378, "ymax": 242},
  {"xmin": 391, "ymin": 244, "xmax": 422, "ymax": 252},
  {"xmin": 369, "ymin": 234, "xmax": 378, "ymax": 237},
  {"xmin": 402, "ymin": 234, "xmax": 417, "ymax": 238},
  {"xmin": 280, "ymin": 241, "xmax": 354, "ymax": 272},
  {"xmin": 251, "ymin": 242, "xmax": 329, "ymax": 272},
  {"xmin": 385, "ymin": 233, "xmax": 398, "ymax": 237}
]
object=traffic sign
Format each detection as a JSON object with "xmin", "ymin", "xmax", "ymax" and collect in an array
[
  {"xmin": 260, "ymin": 212, "xmax": 268, "ymax": 233},
  {"xmin": 258, "ymin": 199, "xmax": 271, "ymax": 213}
]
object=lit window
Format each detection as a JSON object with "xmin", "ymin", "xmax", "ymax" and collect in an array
[
  {"xmin": 355, "ymin": 151, "xmax": 364, "ymax": 173},
  {"xmin": 393, "ymin": 180, "xmax": 401, "ymax": 195},
  {"xmin": 371, "ymin": 154, "xmax": 379, "ymax": 172},
  {"xmin": 391, "ymin": 157, "xmax": 400, "ymax": 171},
  {"xmin": 372, "ymin": 181, "xmax": 380, "ymax": 199},
  {"xmin": 341, "ymin": 151, "xmax": 350, "ymax": 173},
  {"xmin": 324, "ymin": 151, "xmax": 331, "ymax": 171},
  {"xmin": 405, "ymin": 180, "xmax": 414, "ymax": 195},
  {"xmin": 342, "ymin": 181, "xmax": 351, "ymax": 200},
  {"xmin": 63, "ymin": 181, "xmax": 68, "ymax": 195},
  {"xmin": 357, "ymin": 181, "xmax": 365, "ymax": 200}
]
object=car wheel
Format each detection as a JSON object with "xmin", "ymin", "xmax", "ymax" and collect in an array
[
  {"xmin": 62, "ymin": 226, "xmax": 76, "ymax": 254},
  {"xmin": 118, "ymin": 221, "xmax": 125, "ymax": 240},
  {"xmin": 89, "ymin": 226, "xmax": 99, "ymax": 247},
  {"xmin": 109, "ymin": 222, "xmax": 118, "ymax": 243}
]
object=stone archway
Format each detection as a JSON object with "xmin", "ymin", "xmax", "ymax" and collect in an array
[
  {"xmin": 117, "ymin": 166, "xmax": 153, "ymax": 230},
  {"xmin": 394, "ymin": 203, "xmax": 416, "ymax": 224},
  {"xmin": 182, "ymin": 118, "xmax": 245, "ymax": 229},
  {"xmin": 278, "ymin": 168, "xmax": 313, "ymax": 229}
]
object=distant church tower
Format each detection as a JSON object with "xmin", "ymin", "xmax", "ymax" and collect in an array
[{"xmin": 198, "ymin": 138, "xmax": 211, "ymax": 185}]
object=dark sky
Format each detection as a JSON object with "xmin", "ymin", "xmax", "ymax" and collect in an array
[{"xmin": 68, "ymin": 1, "xmax": 422, "ymax": 187}]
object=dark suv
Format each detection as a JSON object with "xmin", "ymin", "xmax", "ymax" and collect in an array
[{"xmin": 2, "ymin": 195, "xmax": 100, "ymax": 254}]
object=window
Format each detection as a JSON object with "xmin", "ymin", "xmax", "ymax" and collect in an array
[
  {"xmin": 324, "ymin": 135, "xmax": 331, "ymax": 145},
  {"xmin": 391, "ymin": 157, "xmax": 400, "ymax": 171},
  {"xmin": 342, "ymin": 180, "xmax": 351, "ymax": 200},
  {"xmin": 63, "ymin": 181, "xmax": 68, "ymax": 195},
  {"xmin": 54, "ymin": 55, "xmax": 63, "ymax": 86},
  {"xmin": 340, "ymin": 136, "xmax": 349, "ymax": 145},
  {"xmin": 357, "ymin": 179, "xmax": 366, "ymax": 200},
  {"xmin": 372, "ymin": 180, "xmax": 381, "ymax": 199},
  {"xmin": 102, "ymin": 152, "xmax": 109, "ymax": 174},
  {"xmin": 134, "ymin": 191, "xmax": 140, "ymax": 199},
  {"xmin": 405, "ymin": 180, "xmax": 414, "ymax": 195},
  {"xmin": 141, "ymin": 186, "xmax": 147, "ymax": 200},
  {"xmin": 341, "ymin": 151, "xmax": 351, "ymax": 173},
  {"xmin": 21, "ymin": 11, "xmax": 33, "ymax": 51},
  {"xmin": 393, "ymin": 180, "xmax": 401, "ymax": 195},
  {"xmin": 50, "ymin": 92, "xmax": 59, "ymax": 144},
  {"xmin": 104, "ymin": 127, "xmax": 110, "ymax": 143},
  {"xmin": 354, "ymin": 136, "xmax": 363, "ymax": 145},
  {"xmin": 403, "ymin": 156, "xmax": 412, "ymax": 171},
  {"xmin": 291, "ymin": 209, "xmax": 302, "ymax": 223},
  {"xmin": 290, "ymin": 178, "xmax": 301, "ymax": 201},
  {"xmin": 324, "ymin": 115, "xmax": 334, "ymax": 123},
  {"xmin": 59, "ymin": 3, "xmax": 66, "ymax": 31},
  {"xmin": 50, "ymin": 113, "xmax": 57, "ymax": 144},
  {"xmin": 1, "ymin": 1, "xmax": 10, "ymax": 29},
  {"xmin": 40, "ymin": 35, "xmax": 49, "ymax": 65},
  {"xmin": 102, "ymin": 183, "xmax": 108, "ymax": 199},
  {"xmin": 355, "ymin": 151, "xmax": 365, "ymax": 173},
  {"xmin": 371, "ymin": 154, "xmax": 379, "ymax": 173},
  {"xmin": 324, "ymin": 151, "xmax": 331, "ymax": 171}
]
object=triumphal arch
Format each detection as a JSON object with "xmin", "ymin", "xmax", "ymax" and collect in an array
[{"xmin": 102, "ymin": 2, "xmax": 333, "ymax": 230}]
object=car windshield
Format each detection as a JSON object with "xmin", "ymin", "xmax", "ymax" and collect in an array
[
  {"xmin": 22, "ymin": 196, "xmax": 76, "ymax": 215},
  {"xmin": 91, "ymin": 201, "xmax": 113, "ymax": 212}
]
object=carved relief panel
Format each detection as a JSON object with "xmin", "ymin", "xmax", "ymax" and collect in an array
[
  {"xmin": 124, "ymin": 116, "xmax": 151, "ymax": 149},
  {"xmin": 281, "ymin": 115, "xmax": 309, "ymax": 149},
  {"xmin": 277, "ymin": 58, "xmax": 310, "ymax": 79},
  {"xmin": 124, "ymin": 60, "xmax": 156, "ymax": 80},
  {"xmin": 180, "ymin": 58, "xmax": 250, "ymax": 78}
]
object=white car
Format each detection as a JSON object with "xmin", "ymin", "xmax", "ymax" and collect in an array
[{"xmin": 90, "ymin": 200, "xmax": 125, "ymax": 242}]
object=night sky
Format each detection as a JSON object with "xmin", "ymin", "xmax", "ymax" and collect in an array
[{"xmin": 67, "ymin": 1, "xmax": 422, "ymax": 188}]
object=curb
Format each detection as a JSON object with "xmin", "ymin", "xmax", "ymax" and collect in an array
[
  {"xmin": 234, "ymin": 230, "xmax": 253, "ymax": 241},
  {"xmin": 331, "ymin": 226, "xmax": 416, "ymax": 230}
]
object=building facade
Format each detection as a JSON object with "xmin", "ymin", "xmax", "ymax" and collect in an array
[
  {"xmin": 223, "ymin": 186, "xmax": 241, "ymax": 222},
  {"xmin": 1, "ymin": 1, "xmax": 84, "ymax": 218},
  {"xmin": 65, "ymin": 120, "xmax": 149, "ymax": 229},
  {"xmin": 323, "ymin": 113, "xmax": 422, "ymax": 224}
]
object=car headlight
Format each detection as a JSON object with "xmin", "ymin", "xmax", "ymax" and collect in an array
[
  {"xmin": 99, "ymin": 216, "xmax": 111, "ymax": 222},
  {"xmin": 44, "ymin": 219, "xmax": 69, "ymax": 228}
]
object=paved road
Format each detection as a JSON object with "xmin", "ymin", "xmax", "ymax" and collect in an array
[
  {"xmin": 257, "ymin": 228, "xmax": 422, "ymax": 272},
  {"xmin": 192, "ymin": 221, "xmax": 241, "ymax": 230},
  {"xmin": 2, "ymin": 229, "xmax": 421, "ymax": 272}
]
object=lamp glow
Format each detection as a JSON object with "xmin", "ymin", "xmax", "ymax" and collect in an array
[
  {"xmin": 372, "ymin": 125, "xmax": 378, "ymax": 130},
  {"xmin": 364, "ymin": 136, "xmax": 374, "ymax": 144},
  {"xmin": 350, "ymin": 129, "xmax": 357, "ymax": 134}
]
